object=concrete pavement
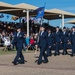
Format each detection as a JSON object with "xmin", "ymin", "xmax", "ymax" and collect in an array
[{"xmin": 0, "ymin": 50, "xmax": 75, "ymax": 75}]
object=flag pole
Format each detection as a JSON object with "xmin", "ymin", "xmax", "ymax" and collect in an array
[
  {"xmin": 41, "ymin": 3, "xmax": 46, "ymax": 25},
  {"xmin": 19, "ymin": 17, "xmax": 21, "ymax": 25},
  {"xmin": 41, "ymin": 17, "xmax": 43, "ymax": 25}
]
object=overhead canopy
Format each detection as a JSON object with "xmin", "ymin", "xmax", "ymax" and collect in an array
[
  {"xmin": 0, "ymin": 3, "xmax": 75, "ymax": 20},
  {"xmin": 65, "ymin": 19, "xmax": 75, "ymax": 24},
  {"xmin": 0, "ymin": 2, "xmax": 38, "ymax": 10},
  {"xmin": 0, "ymin": 9, "xmax": 38, "ymax": 17},
  {"xmin": 1, "ymin": 2, "xmax": 75, "ymax": 36},
  {"xmin": 14, "ymin": 3, "xmax": 38, "ymax": 10},
  {"xmin": 44, "ymin": 9, "xmax": 75, "ymax": 20},
  {"xmin": 0, "ymin": 3, "xmax": 39, "ymax": 17},
  {"xmin": 0, "ymin": 9, "xmax": 26, "ymax": 17},
  {"xmin": 0, "ymin": 1, "xmax": 15, "ymax": 10}
]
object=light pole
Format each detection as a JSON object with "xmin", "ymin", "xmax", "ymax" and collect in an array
[
  {"xmin": 59, "ymin": 14, "xmax": 64, "ymax": 30},
  {"xmin": 23, "ymin": 9, "xmax": 29, "ymax": 37},
  {"xmin": 62, "ymin": 14, "xmax": 64, "ymax": 30},
  {"xmin": 27, "ymin": 9, "xmax": 29, "ymax": 37}
]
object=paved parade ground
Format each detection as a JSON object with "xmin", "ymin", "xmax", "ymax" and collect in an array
[{"xmin": 0, "ymin": 50, "xmax": 75, "ymax": 75}]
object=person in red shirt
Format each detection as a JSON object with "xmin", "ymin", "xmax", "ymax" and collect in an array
[
  {"xmin": 30, "ymin": 36, "xmax": 34, "ymax": 45},
  {"xmin": 29, "ymin": 36, "xmax": 35, "ymax": 50}
]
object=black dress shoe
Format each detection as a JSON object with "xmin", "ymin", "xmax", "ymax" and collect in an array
[
  {"xmin": 43, "ymin": 60, "xmax": 49, "ymax": 63},
  {"xmin": 20, "ymin": 62, "xmax": 25, "ymax": 64},
  {"xmin": 54, "ymin": 53, "xmax": 57, "ymax": 56},
  {"xmin": 66, "ymin": 51, "xmax": 68, "ymax": 54},
  {"xmin": 62, "ymin": 52, "xmax": 67, "ymax": 55},
  {"xmin": 62, "ymin": 53, "xmax": 64, "ymax": 55},
  {"xmin": 57, "ymin": 52, "xmax": 60, "ymax": 55},
  {"xmin": 24, "ymin": 60, "xmax": 27, "ymax": 62},
  {"xmin": 37, "ymin": 61, "xmax": 42, "ymax": 65},
  {"xmin": 64, "ymin": 53, "xmax": 67, "ymax": 55},
  {"xmin": 63, "ymin": 51, "xmax": 68, "ymax": 55},
  {"xmin": 12, "ymin": 61, "xmax": 14, "ymax": 63},
  {"xmin": 12, "ymin": 62, "xmax": 18, "ymax": 65},
  {"xmin": 50, "ymin": 53, "xmax": 52, "ymax": 56},
  {"xmin": 35, "ymin": 60, "xmax": 38, "ymax": 63},
  {"xmin": 47, "ymin": 53, "xmax": 52, "ymax": 57},
  {"xmin": 71, "ymin": 54, "xmax": 74, "ymax": 57}
]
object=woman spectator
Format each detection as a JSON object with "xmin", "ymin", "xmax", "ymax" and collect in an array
[
  {"xmin": 25, "ymin": 34, "xmax": 30, "ymax": 50},
  {"xmin": 29, "ymin": 36, "xmax": 35, "ymax": 50},
  {"xmin": 34, "ymin": 33, "xmax": 38, "ymax": 57},
  {"xmin": 1, "ymin": 33, "xmax": 11, "ymax": 51}
]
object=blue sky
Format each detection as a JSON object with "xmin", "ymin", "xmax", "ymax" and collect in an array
[{"xmin": 0, "ymin": 0, "xmax": 75, "ymax": 28}]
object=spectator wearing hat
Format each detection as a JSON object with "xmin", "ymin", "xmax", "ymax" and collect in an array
[
  {"xmin": 37, "ymin": 25, "xmax": 48, "ymax": 65},
  {"xmin": 54, "ymin": 26, "xmax": 62, "ymax": 56},
  {"xmin": 62, "ymin": 27, "xmax": 69, "ymax": 55},
  {"xmin": 70, "ymin": 26, "xmax": 75, "ymax": 56}
]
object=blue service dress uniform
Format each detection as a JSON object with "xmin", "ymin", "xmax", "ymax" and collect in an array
[
  {"xmin": 62, "ymin": 31, "xmax": 68, "ymax": 55},
  {"xmin": 54, "ymin": 31, "xmax": 62, "ymax": 55},
  {"xmin": 38, "ymin": 31, "xmax": 48, "ymax": 64},
  {"xmin": 47, "ymin": 33, "xmax": 53, "ymax": 56},
  {"xmin": 12, "ymin": 31, "xmax": 25, "ymax": 64},
  {"xmin": 71, "ymin": 32, "xmax": 75, "ymax": 56}
]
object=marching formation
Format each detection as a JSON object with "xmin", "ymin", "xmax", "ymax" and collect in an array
[{"xmin": 11, "ymin": 24, "xmax": 75, "ymax": 65}]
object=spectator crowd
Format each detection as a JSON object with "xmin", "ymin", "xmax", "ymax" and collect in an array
[{"xmin": 0, "ymin": 21, "xmax": 75, "ymax": 57}]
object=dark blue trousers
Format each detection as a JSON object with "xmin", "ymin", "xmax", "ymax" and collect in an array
[
  {"xmin": 72, "ymin": 43, "xmax": 75, "ymax": 55},
  {"xmin": 55, "ymin": 42, "xmax": 60, "ymax": 54},
  {"xmin": 63, "ymin": 42, "xmax": 67, "ymax": 53},
  {"xmin": 47, "ymin": 47, "xmax": 51, "ymax": 55},
  {"xmin": 38, "ymin": 46, "xmax": 48, "ymax": 63},
  {"xmin": 14, "ymin": 47, "xmax": 24, "ymax": 63}
]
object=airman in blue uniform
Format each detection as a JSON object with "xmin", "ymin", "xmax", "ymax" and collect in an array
[
  {"xmin": 37, "ymin": 25, "xmax": 48, "ymax": 65},
  {"xmin": 54, "ymin": 26, "xmax": 62, "ymax": 56},
  {"xmin": 12, "ymin": 27, "xmax": 25, "ymax": 65},
  {"xmin": 62, "ymin": 27, "xmax": 68, "ymax": 55},
  {"xmin": 47, "ymin": 29, "xmax": 53, "ymax": 56},
  {"xmin": 70, "ymin": 26, "xmax": 75, "ymax": 56}
]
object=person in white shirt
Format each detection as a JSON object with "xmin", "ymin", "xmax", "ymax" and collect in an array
[
  {"xmin": 3, "ymin": 37, "xmax": 11, "ymax": 51},
  {"xmin": 4, "ymin": 37, "xmax": 11, "ymax": 46}
]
